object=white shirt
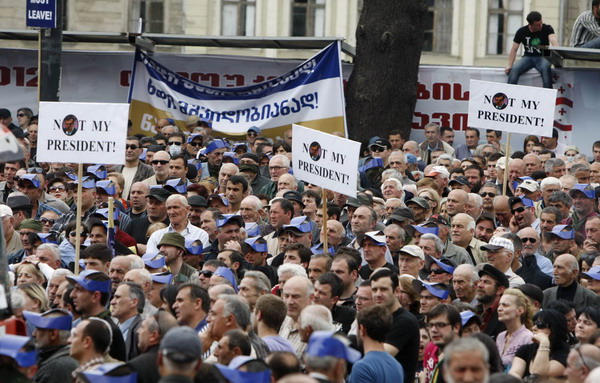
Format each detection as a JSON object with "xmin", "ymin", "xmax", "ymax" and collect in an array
[{"xmin": 146, "ymin": 221, "xmax": 210, "ymax": 253}]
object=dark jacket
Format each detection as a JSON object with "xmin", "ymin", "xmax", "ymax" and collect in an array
[
  {"xmin": 33, "ymin": 344, "xmax": 78, "ymax": 383},
  {"xmin": 127, "ymin": 345, "xmax": 161, "ymax": 383},
  {"xmin": 543, "ymin": 282, "xmax": 600, "ymax": 313},
  {"xmin": 124, "ymin": 314, "xmax": 143, "ymax": 361}
]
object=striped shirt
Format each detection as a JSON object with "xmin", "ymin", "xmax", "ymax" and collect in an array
[{"xmin": 570, "ymin": 10, "xmax": 600, "ymax": 47}]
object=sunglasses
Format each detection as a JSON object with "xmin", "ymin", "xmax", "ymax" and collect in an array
[
  {"xmin": 521, "ymin": 237, "xmax": 537, "ymax": 244},
  {"xmin": 511, "ymin": 206, "xmax": 527, "ymax": 214},
  {"xmin": 534, "ymin": 321, "xmax": 548, "ymax": 329},
  {"xmin": 200, "ymin": 270, "xmax": 214, "ymax": 278},
  {"xmin": 49, "ymin": 185, "xmax": 66, "ymax": 192},
  {"xmin": 40, "ymin": 218, "xmax": 56, "ymax": 225},
  {"xmin": 17, "ymin": 113, "xmax": 26, "ymax": 117},
  {"xmin": 152, "ymin": 160, "xmax": 169, "ymax": 165},
  {"xmin": 247, "ymin": 132, "xmax": 258, "ymax": 137},
  {"xmin": 188, "ymin": 142, "xmax": 202, "ymax": 147},
  {"xmin": 370, "ymin": 146, "xmax": 386, "ymax": 152},
  {"xmin": 69, "ymin": 231, "xmax": 88, "ymax": 237},
  {"xmin": 126, "ymin": 144, "xmax": 139, "ymax": 150},
  {"xmin": 429, "ymin": 268, "xmax": 448, "ymax": 275},
  {"xmin": 480, "ymin": 192, "xmax": 496, "ymax": 198},
  {"xmin": 168, "ymin": 141, "xmax": 182, "ymax": 146}
]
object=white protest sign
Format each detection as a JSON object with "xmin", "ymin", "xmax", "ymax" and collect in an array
[
  {"xmin": 37, "ymin": 102, "xmax": 129, "ymax": 164},
  {"xmin": 292, "ymin": 124, "xmax": 360, "ymax": 198},
  {"xmin": 467, "ymin": 80, "xmax": 557, "ymax": 137}
]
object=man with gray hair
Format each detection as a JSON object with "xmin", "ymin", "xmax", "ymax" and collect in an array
[
  {"xmin": 123, "ymin": 267, "xmax": 158, "ymax": 316},
  {"xmin": 535, "ymin": 176, "xmax": 561, "ymax": 216},
  {"xmin": 419, "ymin": 122, "xmax": 455, "ymax": 165},
  {"xmin": 443, "ymin": 337, "xmax": 490, "ymax": 383},
  {"xmin": 25, "ymin": 309, "xmax": 78, "ymax": 383},
  {"xmin": 238, "ymin": 270, "xmax": 271, "ymax": 311},
  {"xmin": 545, "ymin": 158, "xmax": 567, "ymax": 178},
  {"xmin": 565, "ymin": 343, "xmax": 600, "ymax": 383},
  {"xmin": 543, "ymin": 254, "xmax": 600, "ymax": 312},
  {"xmin": 280, "ymin": 275, "xmax": 314, "ymax": 358},
  {"xmin": 47, "ymin": 268, "xmax": 73, "ymax": 308},
  {"xmin": 299, "ymin": 304, "xmax": 335, "ymax": 343},
  {"xmin": 111, "ymin": 281, "xmax": 145, "ymax": 360},
  {"xmin": 109, "ymin": 255, "xmax": 137, "ymax": 293},
  {"xmin": 260, "ymin": 154, "xmax": 293, "ymax": 198},
  {"xmin": 35, "ymin": 243, "xmax": 62, "ymax": 269},
  {"xmin": 452, "ymin": 264, "xmax": 479, "ymax": 306},
  {"xmin": 466, "ymin": 193, "xmax": 483, "ymax": 220}
]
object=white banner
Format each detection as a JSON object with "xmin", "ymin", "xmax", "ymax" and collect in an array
[
  {"xmin": 467, "ymin": 80, "xmax": 557, "ymax": 137},
  {"xmin": 37, "ymin": 102, "xmax": 129, "ymax": 164},
  {"xmin": 292, "ymin": 124, "xmax": 360, "ymax": 197}
]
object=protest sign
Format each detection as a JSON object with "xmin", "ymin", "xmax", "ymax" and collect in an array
[
  {"xmin": 292, "ymin": 124, "xmax": 360, "ymax": 198},
  {"xmin": 128, "ymin": 42, "xmax": 346, "ymax": 137},
  {"xmin": 37, "ymin": 102, "xmax": 129, "ymax": 164},
  {"xmin": 467, "ymin": 80, "xmax": 557, "ymax": 137}
]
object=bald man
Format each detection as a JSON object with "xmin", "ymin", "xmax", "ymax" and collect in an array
[
  {"xmin": 446, "ymin": 189, "xmax": 468, "ymax": 218},
  {"xmin": 566, "ymin": 343, "xmax": 600, "ymax": 383},
  {"xmin": 543, "ymin": 254, "xmax": 600, "ymax": 312},
  {"xmin": 493, "ymin": 196, "xmax": 512, "ymax": 228}
]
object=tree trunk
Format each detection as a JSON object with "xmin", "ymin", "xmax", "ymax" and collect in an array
[{"xmin": 346, "ymin": 0, "xmax": 428, "ymax": 143}]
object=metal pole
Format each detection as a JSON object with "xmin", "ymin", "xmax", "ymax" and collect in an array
[{"xmin": 39, "ymin": 0, "xmax": 63, "ymax": 102}]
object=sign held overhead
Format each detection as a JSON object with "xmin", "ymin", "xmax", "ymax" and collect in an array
[
  {"xmin": 292, "ymin": 124, "xmax": 360, "ymax": 198},
  {"xmin": 467, "ymin": 79, "xmax": 557, "ymax": 137},
  {"xmin": 26, "ymin": 0, "xmax": 57, "ymax": 29},
  {"xmin": 37, "ymin": 102, "xmax": 129, "ymax": 165}
]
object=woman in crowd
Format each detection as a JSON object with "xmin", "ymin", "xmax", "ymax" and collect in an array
[
  {"xmin": 509, "ymin": 309, "xmax": 569, "ymax": 380},
  {"xmin": 418, "ymin": 188, "xmax": 441, "ymax": 215},
  {"xmin": 398, "ymin": 274, "xmax": 421, "ymax": 319},
  {"xmin": 575, "ymin": 306, "xmax": 600, "ymax": 345},
  {"xmin": 496, "ymin": 289, "xmax": 534, "ymax": 370},
  {"xmin": 17, "ymin": 283, "xmax": 49, "ymax": 314},
  {"xmin": 15, "ymin": 262, "xmax": 46, "ymax": 287},
  {"xmin": 523, "ymin": 135, "xmax": 541, "ymax": 154}
]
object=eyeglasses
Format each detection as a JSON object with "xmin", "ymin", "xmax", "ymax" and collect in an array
[
  {"xmin": 521, "ymin": 237, "xmax": 537, "ymax": 244},
  {"xmin": 420, "ymin": 196, "xmax": 433, "ymax": 202},
  {"xmin": 49, "ymin": 185, "xmax": 66, "ymax": 192},
  {"xmin": 188, "ymin": 142, "xmax": 202, "ymax": 147},
  {"xmin": 426, "ymin": 322, "xmax": 451, "ymax": 329},
  {"xmin": 480, "ymin": 192, "xmax": 496, "ymax": 198},
  {"xmin": 429, "ymin": 268, "xmax": 448, "ymax": 275},
  {"xmin": 247, "ymin": 132, "xmax": 258, "ymax": 137},
  {"xmin": 40, "ymin": 218, "xmax": 56, "ymax": 225},
  {"xmin": 370, "ymin": 146, "xmax": 386, "ymax": 152},
  {"xmin": 269, "ymin": 166, "xmax": 287, "ymax": 171},
  {"xmin": 69, "ymin": 231, "xmax": 88, "ymax": 237},
  {"xmin": 168, "ymin": 141, "xmax": 182, "ymax": 146},
  {"xmin": 200, "ymin": 270, "xmax": 214, "ymax": 278},
  {"xmin": 125, "ymin": 144, "xmax": 139, "ymax": 150},
  {"xmin": 389, "ymin": 161, "xmax": 404, "ymax": 166},
  {"xmin": 152, "ymin": 160, "xmax": 169, "ymax": 165},
  {"xmin": 534, "ymin": 321, "xmax": 548, "ymax": 329},
  {"xmin": 511, "ymin": 206, "xmax": 527, "ymax": 215},
  {"xmin": 27, "ymin": 167, "xmax": 44, "ymax": 174}
]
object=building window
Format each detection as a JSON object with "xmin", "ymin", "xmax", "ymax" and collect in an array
[
  {"xmin": 487, "ymin": 0, "xmax": 524, "ymax": 55},
  {"xmin": 423, "ymin": 0, "xmax": 453, "ymax": 54},
  {"xmin": 139, "ymin": 0, "xmax": 164, "ymax": 33},
  {"xmin": 291, "ymin": 0, "xmax": 325, "ymax": 37},
  {"xmin": 222, "ymin": 0, "xmax": 256, "ymax": 36}
]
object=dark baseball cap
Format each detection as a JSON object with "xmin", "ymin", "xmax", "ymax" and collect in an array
[
  {"xmin": 369, "ymin": 138, "xmax": 391, "ymax": 150},
  {"xmin": 6, "ymin": 193, "xmax": 33, "ymax": 210},
  {"xmin": 449, "ymin": 176, "xmax": 470, "ymax": 186},
  {"xmin": 478, "ymin": 264, "xmax": 509, "ymax": 289},
  {"xmin": 147, "ymin": 187, "xmax": 171, "ymax": 202},
  {"xmin": 424, "ymin": 214, "xmax": 449, "ymax": 227},
  {"xmin": 240, "ymin": 153, "xmax": 260, "ymax": 164},
  {"xmin": 283, "ymin": 190, "xmax": 304, "ymax": 208},
  {"xmin": 187, "ymin": 195, "xmax": 207, "ymax": 208},
  {"xmin": 159, "ymin": 326, "xmax": 202, "ymax": 363},
  {"xmin": 388, "ymin": 207, "xmax": 415, "ymax": 223}
]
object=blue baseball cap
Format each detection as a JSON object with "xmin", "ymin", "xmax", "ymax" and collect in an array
[
  {"xmin": 413, "ymin": 224, "xmax": 439, "ymax": 236},
  {"xmin": 18, "ymin": 174, "xmax": 41, "ymax": 188},
  {"xmin": 96, "ymin": 180, "xmax": 116, "ymax": 195},
  {"xmin": 23, "ymin": 309, "xmax": 73, "ymax": 331},
  {"xmin": 75, "ymin": 176, "xmax": 96, "ymax": 189},
  {"xmin": 151, "ymin": 272, "xmax": 173, "ymax": 285},
  {"xmin": 426, "ymin": 256, "xmax": 456, "ymax": 275},
  {"xmin": 548, "ymin": 224, "xmax": 575, "ymax": 240},
  {"xmin": 215, "ymin": 363, "xmax": 271, "ymax": 383},
  {"xmin": 80, "ymin": 363, "xmax": 138, "ymax": 383},
  {"xmin": 37, "ymin": 233, "xmax": 58, "ymax": 244},
  {"xmin": 247, "ymin": 126, "xmax": 261, "ymax": 134},
  {"xmin": 139, "ymin": 148, "xmax": 147, "ymax": 161},
  {"xmin": 223, "ymin": 152, "xmax": 239, "ymax": 165},
  {"xmin": 0, "ymin": 335, "xmax": 37, "ymax": 367},
  {"xmin": 164, "ymin": 178, "xmax": 187, "ymax": 194},
  {"xmin": 411, "ymin": 280, "xmax": 450, "ymax": 300},
  {"xmin": 311, "ymin": 242, "xmax": 335, "ymax": 255},
  {"xmin": 66, "ymin": 269, "xmax": 111, "ymax": 293},
  {"xmin": 94, "ymin": 208, "xmax": 120, "ymax": 221},
  {"xmin": 569, "ymin": 184, "xmax": 596, "ymax": 199},
  {"xmin": 87, "ymin": 165, "xmax": 108, "ymax": 180},
  {"xmin": 199, "ymin": 139, "xmax": 229, "ymax": 156},
  {"xmin": 216, "ymin": 214, "xmax": 245, "ymax": 229},
  {"xmin": 208, "ymin": 193, "xmax": 230, "ymax": 207},
  {"xmin": 359, "ymin": 230, "xmax": 387, "ymax": 247},
  {"xmin": 214, "ymin": 267, "xmax": 238, "ymax": 293},
  {"xmin": 245, "ymin": 237, "xmax": 268, "ymax": 253},
  {"xmin": 406, "ymin": 153, "xmax": 417, "ymax": 164},
  {"xmin": 187, "ymin": 134, "xmax": 203, "ymax": 144},
  {"xmin": 582, "ymin": 266, "xmax": 600, "ymax": 281},
  {"xmin": 305, "ymin": 331, "xmax": 361, "ymax": 363},
  {"xmin": 185, "ymin": 238, "xmax": 203, "ymax": 255},
  {"xmin": 460, "ymin": 310, "xmax": 477, "ymax": 326},
  {"xmin": 281, "ymin": 216, "xmax": 312, "ymax": 234},
  {"xmin": 359, "ymin": 157, "xmax": 383, "ymax": 173},
  {"xmin": 142, "ymin": 252, "xmax": 166, "ymax": 269}
]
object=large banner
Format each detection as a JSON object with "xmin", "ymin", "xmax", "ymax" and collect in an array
[
  {"xmin": 1, "ymin": 48, "xmax": 599, "ymax": 150},
  {"xmin": 467, "ymin": 80, "xmax": 557, "ymax": 136},
  {"xmin": 128, "ymin": 43, "xmax": 346, "ymax": 137},
  {"xmin": 292, "ymin": 124, "xmax": 360, "ymax": 197},
  {"xmin": 37, "ymin": 102, "xmax": 129, "ymax": 164}
]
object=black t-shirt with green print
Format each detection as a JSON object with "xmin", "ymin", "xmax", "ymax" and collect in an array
[{"xmin": 514, "ymin": 24, "xmax": 555, "ymax": 56}]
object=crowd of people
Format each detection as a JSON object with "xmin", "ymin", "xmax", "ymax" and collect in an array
[{"xmin": 3, "ymin": 94, "xmax": 600, "ymax": 383}]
